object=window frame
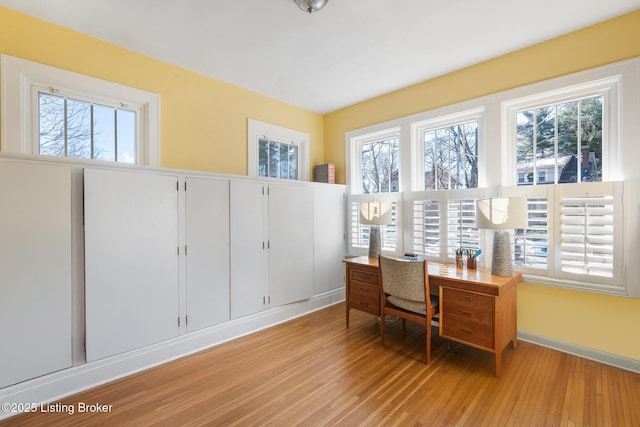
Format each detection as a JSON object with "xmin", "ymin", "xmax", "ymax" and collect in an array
[
  {"xmin": 503, "ymin": 76, "xmax": 620, "ymax": 186},
  {"xmin": 411, "ymin": 108, "xmax": 484, "ymax": 191},
  {"xmin": 347, "ymin": 126, "xmax": 401, "ymax": 195},
  {"xmin": 247, "ymin": 118, "xmax": 309, "ymax": 181},
  {"xmin": 1, "ymin": 54, "xmax": 160, "ymax": 166}
]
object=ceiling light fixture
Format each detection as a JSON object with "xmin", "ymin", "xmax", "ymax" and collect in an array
[{"xmin": 293, "ymin": 0, "xmax": 329, "ymax": 14}]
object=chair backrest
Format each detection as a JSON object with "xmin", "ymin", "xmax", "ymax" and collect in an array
[{"xmin": 379, "ymin": 256, "xmax": 428, "ymax": 303}]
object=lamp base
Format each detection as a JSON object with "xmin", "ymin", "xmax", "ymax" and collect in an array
[
  {"xmin": 368, "ymin": 225, "xmax": 381, "ymax": 259},
  {"xmin": 491, "ymin": 230, "xmax": 513, "ymax": 277}
]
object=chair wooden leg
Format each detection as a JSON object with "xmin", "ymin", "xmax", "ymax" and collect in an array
[
  {"xmin": 402, "ymin": 318, "xmax": 406, "ymax": 333},
  {"xmin": 425, "ymin": 317, "xmax": 432, "ymax": 364}
]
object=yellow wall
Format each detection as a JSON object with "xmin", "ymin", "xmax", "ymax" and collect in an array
[
  {"xmin": 325, "ymin": 10, "xmax": 640, "ymax": 361},
  {"xmin": 0, "ymin": 6, "xmax": 324, "ymax": 176}
]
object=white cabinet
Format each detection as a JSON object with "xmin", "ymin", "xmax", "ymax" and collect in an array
[
  {"xmin": 230, "ymin": 181, "xmax": 314, "ymax": 319},
  {"xmin": 313, "ymin": 185, "xmax": 346, "ymax": 294},
  {"xmin": 268, "ymin": 182, "xmax": 314, "ymax": 306},
  {"xmin": 84, "ymin": 168, "xmax": 180, "ymax": 362},
  {"xmin": 229, "ymin": 180, "xmax": 268, "ymax": 318},
  {"xmin": 184, "ymin": 177, "xmax": 230, "ymax": 332},
  {"xmin": 0, "ymin": 160, "xmax": 72, "ymax": 388}
]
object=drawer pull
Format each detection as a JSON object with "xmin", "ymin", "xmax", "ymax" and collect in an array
[
  {"xmin": 458, "ymin": 295, "xmax": 473, "ymax": 302},
  {"xmin": 458, "ymin": 328, "xmax": 472, "ymax": 336},
  {"xmin": 361, "ymin": 275, "xmax": 371, "ymax": 281},
  {"xmin": 457, "ymin": 310, "xmax": 472, "ymax": 317},
  {"xmin": 359, "ymin": 287, "xmax": 369, "ymax": 293},
  {"xmin": 360, "ymin": 301, "xmax": 368, "ymax": 307}
]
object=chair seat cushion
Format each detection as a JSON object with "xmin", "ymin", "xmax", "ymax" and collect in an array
[{"xmin": 387, "ymin": 294, "xmax": 438, "ymax": 314}]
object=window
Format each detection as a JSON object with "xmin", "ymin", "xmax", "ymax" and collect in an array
[
  {"xmin": 1, "ymin": 54, "xmax": 159, "ymax": 166},
  {"xmin": 420, "ymin": 120, "xmax": 479, "ymax": 190},
  {"xmin": 346, "ymin": 128, "xmax": 402, "ymax": 256},
  {"xmin": 248, "ymin": 119, "xmax": 309, "ymax": 181},
  {"xmin": 502, "ymin": 68, "xmax": 630, "ymax": 292},
  {"xmin": 358, "ymin": 132, "xmax": 400, "ymax": 194},
  {"xmin": 258, "ymin": 138, "xmax": 299, "ymax": 179},
  {"xmin": 36, "ymin": 90, "xmax": 138, "ymax": 163},
  {"xmin": 515, "ymin": 96, "xmax": 603, "ymax": 185}
]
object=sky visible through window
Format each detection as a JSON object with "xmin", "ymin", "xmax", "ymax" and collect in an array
[{"xmin": 38, "ymin": 92, "xmax": 137, "ymax": 163}]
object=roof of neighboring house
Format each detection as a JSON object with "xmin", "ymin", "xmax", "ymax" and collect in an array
[{"xmin": 517, "ymin": 154, "xmax": 573, "ymax": 170}]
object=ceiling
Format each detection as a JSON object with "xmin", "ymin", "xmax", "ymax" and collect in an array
[{"xmin": 1, "ymin": 0, "xmax": 639, "ymax": 114}]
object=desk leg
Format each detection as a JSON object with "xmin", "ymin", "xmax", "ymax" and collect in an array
[{"xmin": 345, "ymin": 288, "xmax": 350, "ymax": 328}]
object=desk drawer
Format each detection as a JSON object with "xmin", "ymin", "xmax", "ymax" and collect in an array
[
  {"xmin": 442, "ymin": 288, "xmax": 493, "ymax": 310},
  {"xmin": 350, "ymin": 269, "xmax": 379, "ymax": 284},
  {"xmin": 350, "ymin": 280, "xmax": 378, "ymax": 298},
  {"xmin": 349, "ymin": 293, "xmax": 379, "ymax": 315},
  {"xmin": 442, "ymin": 320, "xmax": 493, "ymax": 349}
]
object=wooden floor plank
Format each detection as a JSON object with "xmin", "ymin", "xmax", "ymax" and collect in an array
[{"xmin": 2, "ymin": 303, "xmax": 639, "ymax": 426}]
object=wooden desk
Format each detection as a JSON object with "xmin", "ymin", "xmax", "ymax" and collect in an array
[{"xmin": 344, "ymin": 256, "xmax": 522, "ymax": 377}]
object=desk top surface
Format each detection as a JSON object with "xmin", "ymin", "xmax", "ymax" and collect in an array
[{"xmin": 344, "ymin": 256, "xmax": 522, "ymax": 295}]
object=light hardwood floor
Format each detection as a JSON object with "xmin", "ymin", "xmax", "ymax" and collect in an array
[{"xmin": 3, "ymin": 303, "xmax": 639, "ymax": 426}]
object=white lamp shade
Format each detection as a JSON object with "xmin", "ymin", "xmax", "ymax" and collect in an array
[
  {"xmin": 359, "ymin": 201, "xmax": 392, "ymax": 225},
  {"xmin": 476, "ymin": 197, "xmax": 528, "ymax": 230}
]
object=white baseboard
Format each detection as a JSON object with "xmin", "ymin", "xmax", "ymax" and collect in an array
[
  {"xmin": 0, "ymin": 289, "xmax": 345, "ymax": 421},
  {"xmin": 517, "ymin": 331, "xmax": 640, "ymax": 374}
]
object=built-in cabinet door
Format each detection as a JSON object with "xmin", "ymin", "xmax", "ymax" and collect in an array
[
  {"xmin": 268, "ymin": 183, "xmax": 314, "ymax": 306},
  {"xmin": 84, "ymin": 168, "xmax": 180, "ymax": 362},
  {"xmin": 313, "ymin": 185, "xmax": 346, "ymax": 294},
  {"xmin": 230, "ymin": 180, "xmax": 268, "ymax": 319},
  {"xmin": 185, "ymin": 177, "xmax": 230, "ymax": 332},
  {"xmin": 0, "ymin": 160, "xmax": 72, "ymax": 388}
]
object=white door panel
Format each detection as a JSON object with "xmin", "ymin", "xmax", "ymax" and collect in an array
[
  {"xmin": 0, "ymin": 160, "xmax": 72, "ymax": 388},
  {"xmin": 84, "ymin": 168, "xmax": 180, "ymax": 362}
]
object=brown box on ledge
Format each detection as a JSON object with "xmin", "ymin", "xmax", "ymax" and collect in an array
[{"xmin": 314, "ymin": 163, "xmax": 335, "ymax": 183}]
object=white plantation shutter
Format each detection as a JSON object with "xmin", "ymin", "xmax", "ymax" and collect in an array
[
  {"xmin": 347, "ymin": 194, "xmax": 401, "ymax": 255},
  {"xmin": 447, "ymin": 198, "xmax": 480, "ymax": 257},
  {"xmin": 514, "ymin": 197, "xmax": 550, "ymax": 270},
  {"xmin": 560, "ymin": 196, "xmax": 614, "ymax": 276},
  {"xmin": 501, "ymin": 185, "xmax": 553, "ymax": 274},
  {"xmin": 411, "ymin": 197, "xmax": 441, "ymax": 257},
  {"xmin": 555, "ymin": 182, "xmax": 624, "ymax": 291},
  {"xmin": 408, "ymin": 190, "xmax": 481, "ymax": 261}
]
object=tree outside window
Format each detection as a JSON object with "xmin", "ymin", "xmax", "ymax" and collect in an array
[
  {"xmin": 38, "ymin": 92, "xmax": 137, "ymax": 163},
  {"xmin": 423, "ymin": 121, "xmax": 478, "ymax": 190},
  {"xmin": 516, "ymin": 96, "xmax": 603, "ymax": 185},
  {"xmin": 360, "ymin": 136, "xmax": 399, "ymax": 193},
  {"xmin": 258, "ymin": 138, "xmax": 299, "ymax": 180}
]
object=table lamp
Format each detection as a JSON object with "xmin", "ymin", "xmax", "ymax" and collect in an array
[
  {"xmin": 359, "ymin": 201, "xmax": 392, "ymax": 259},
  {"xmin": 476, "ymin": 197, "xmax": 527, "ymax": 276}
]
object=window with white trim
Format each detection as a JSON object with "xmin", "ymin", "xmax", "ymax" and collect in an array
[
  {"xmin": 258, "ymin": 138, "xmax": 299, "ymax": 179},
  {"xmin": 415, "ymin": 115, "xmax": 480, "ymax": 190},
  {"xmin": 515, "ymin": 95, "xmax": 604, "ymax": 185},
  {"xmin": 247, "ymin": 119, "xmax": 309, "ymax": 181},
  {"xmin": 36, "ymin": 88, "xmax": 139, "ymax": 163},
  {"xmin": 1, "ymin": 54, "xmax": 160, "ymax": 166},
  {"xmin": 346, "ymin": 128, "xmax": 401, "ymax": 256},
  {"xmin": 503, "ymin": 73, "xmax": 626, "ymax": 291},
  {"xmin": 355, "ymin": 129, "xmax": 400, "ymax": 194}
]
